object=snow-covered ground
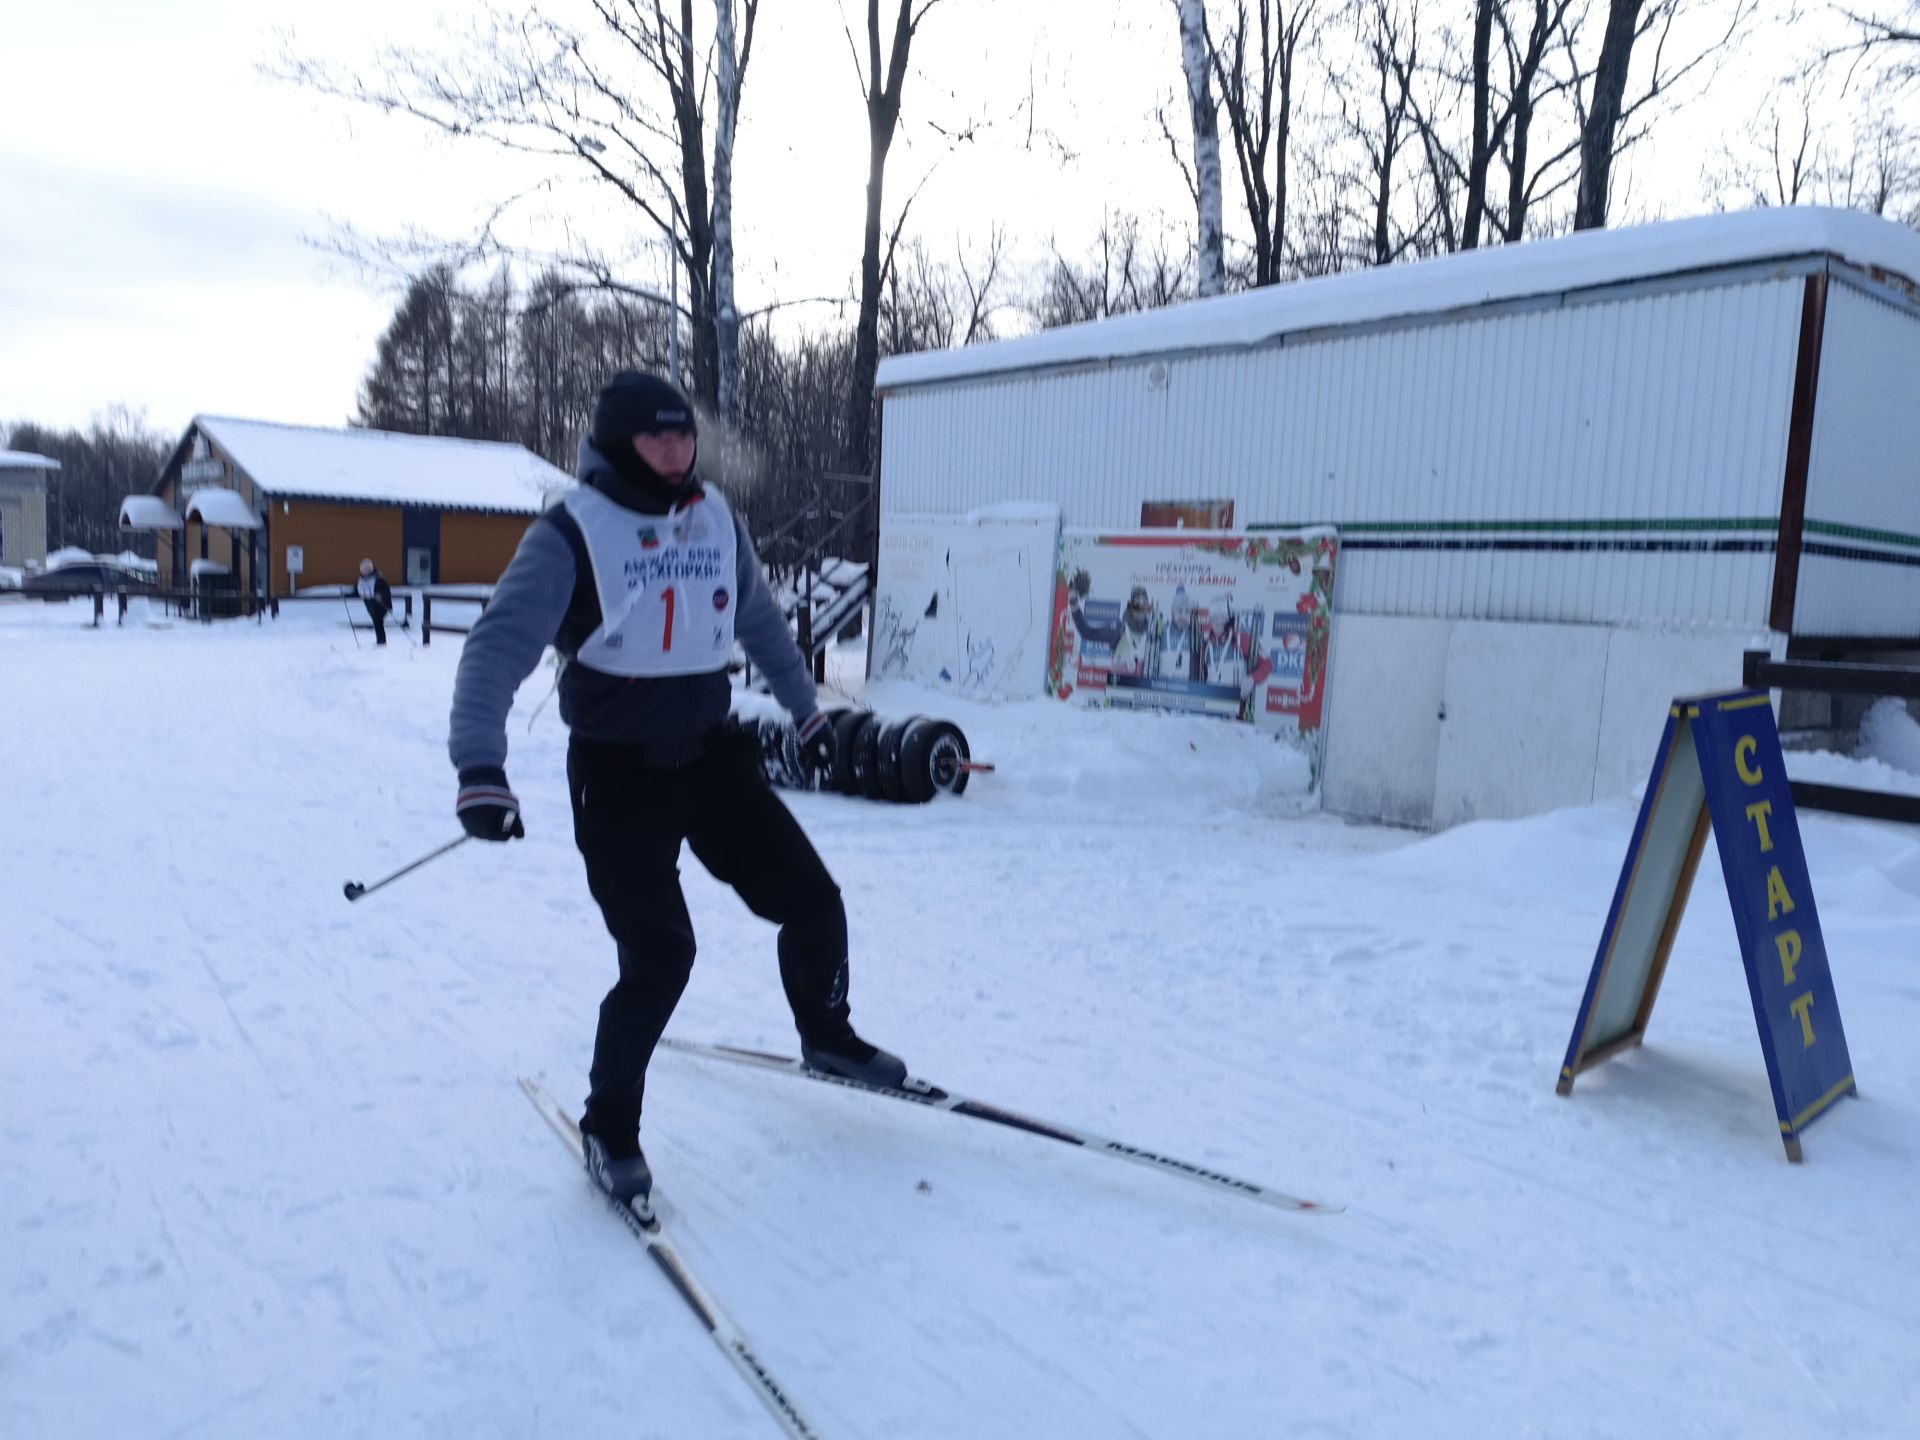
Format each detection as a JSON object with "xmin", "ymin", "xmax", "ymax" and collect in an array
[{"xmin": 4, "ymin": 598, "xmax": 1919, "ymax": 1440}]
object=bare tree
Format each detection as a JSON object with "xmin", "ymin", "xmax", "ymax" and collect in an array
[
  {"xmin": 1208, "ymin": 0, "xmax": 1321, "ymax": 285},
  {"xmin": 1334, "ymin": 0, "xmax": 1431, "ymax": 266},
  {"xmin": 1030, "ymin": 214, "xmax": 1195, "ymax": 329},
  {"xmin": 1570, "ymin": 0, "xmax": 1754, "ymax": 230},
  {"xmin": 1828, "ymin": 4, "xmax": 1920, "ymax": 90},
  {"xmin": 845, "ymin": 0, "xmax": 946, "ymax": 476},
  {"xmin": 279, "ymin": 1, "xmax": 758, "ymax": 413},
  {"xmin": 882, "ymin": 230, "xmax": 1011, "ymax": 354},
  {"xmin": 1176, "ymin": 0, "xmax": 1229, "ymax": 294},
  {"xmin": 1402, "ymin": 0, "xmax": 1581, "ymax": 250},
  {"xmin": 712, "ymin": 0, "xmax": 751, "ymax": 421}
]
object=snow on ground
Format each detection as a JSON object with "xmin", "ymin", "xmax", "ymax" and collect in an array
[{"xmin": 4, "ymin": 599, "xmax": 1920, "ymax": 1440}]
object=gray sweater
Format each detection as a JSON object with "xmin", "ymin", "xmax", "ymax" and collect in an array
[{"xmin": 448, "ymin": 444, "xmax": 818, "ymax": 774}]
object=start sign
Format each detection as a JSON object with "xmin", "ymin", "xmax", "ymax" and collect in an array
[{"xmin": 1557, "ymin": 689, "xmax": 1856, "ymax": 1161}]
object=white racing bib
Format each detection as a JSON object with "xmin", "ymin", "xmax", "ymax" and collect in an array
[{"xmin": 563, "ymin": 484, "xmax": 739, "ymax": 677}]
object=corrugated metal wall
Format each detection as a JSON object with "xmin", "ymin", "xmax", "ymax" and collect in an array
[
  {"xmin": 881, "ymin": 275, "xmax": 1807, "ymax": 629},
  {"xmin": 1795, "ymin": 277, "xmax": 1920, "ymax": 637}
]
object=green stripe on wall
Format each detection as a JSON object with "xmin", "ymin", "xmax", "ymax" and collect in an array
[{"xmin": 1802, "ymin": 519, "xmax": 1920, "ymax": 553}]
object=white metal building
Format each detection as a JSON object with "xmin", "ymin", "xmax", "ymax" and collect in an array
[
  {"xmin": 873, "ymin": 209, "xmax": 1920, "ymax": 828},
  {"xmin": 0, "ymin": 450, "xmax": 58, "ymax": 572}
]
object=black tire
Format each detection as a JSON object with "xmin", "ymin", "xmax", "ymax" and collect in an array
[
  {"xmin": 830, "ymin": 708, "xmax": 869, "ymax": 795},
  {"xmin": 877, "ymin": 714, "xmax": 924, "ymax": 803},
  {"xmin": 925, "ymin": 720, "xmax": 972, "ymax": 796},
  {"xmin": 851, "ymin": 713, "xmax": 886, "ymax": 800},
  {"xmin": 895, "ymin": 718, "xmax": 942, "ymax": 804}
]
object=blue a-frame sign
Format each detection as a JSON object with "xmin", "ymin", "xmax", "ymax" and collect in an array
[{"xmin": 1558, "ymin": 689, "xmax": 1856, "ymax": 1161}]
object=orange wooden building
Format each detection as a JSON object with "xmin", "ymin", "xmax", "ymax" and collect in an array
[{"xmin": 125, "ymin": 417, "xmax": 572, "ymax": 598}]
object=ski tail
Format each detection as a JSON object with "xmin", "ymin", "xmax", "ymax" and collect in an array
[{"xmin": 517, "ymin": 1077, "xmax": 828, "ymax": 1439}]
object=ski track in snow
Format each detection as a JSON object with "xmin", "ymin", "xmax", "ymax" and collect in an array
[{"xmin": 3, "ymin": 599, "xmax": 1918, "ymax": 1439}]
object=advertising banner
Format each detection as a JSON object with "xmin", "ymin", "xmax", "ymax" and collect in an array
[
  {"xmin": 1045, "ymin": 528, "xmax": 1339, "ymax": 759},
  {"xmin": 872, "ymin": 507, "xmax": 1061, "ymax": 699}
]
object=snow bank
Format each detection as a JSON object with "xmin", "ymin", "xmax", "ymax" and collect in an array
[
  {"xmin": 851, "ymin": 677, "xmax": 1315, "ymax": 818},
  {"xmin": 1859, "ymin": 697, "xmax": 1920, "ymax": 777}
]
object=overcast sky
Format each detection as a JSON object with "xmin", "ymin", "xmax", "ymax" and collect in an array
[{"xmin": 0, "ymin": 0, "xmax": 1850, "ymax": 440}]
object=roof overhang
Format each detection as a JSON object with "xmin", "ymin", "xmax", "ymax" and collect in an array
[
  {"xmin": 120, "ymin": 495, "xmax": 184, "ymax": 531},
  {"xmin": 185, "ymin": 488, "xmax": 263, "ymax": 529}
]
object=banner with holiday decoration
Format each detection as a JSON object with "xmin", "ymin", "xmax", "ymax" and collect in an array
[{"xmin": 1046, "ymin": 528, "xmax": 1338, "ymax": 765}]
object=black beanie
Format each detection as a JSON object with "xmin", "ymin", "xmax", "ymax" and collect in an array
[{"xmin": 591, "ymin": 371, "xmax": 697, "ymax": 455}]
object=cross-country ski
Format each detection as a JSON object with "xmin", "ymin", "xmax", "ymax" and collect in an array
[
  {"xmin": 659, "ymin": 1037, "xmax": 1343, "ymax": 1215},
  {"xmin": 518, "ymin": 1077, "xmax": 826, "ymax": 1440}
]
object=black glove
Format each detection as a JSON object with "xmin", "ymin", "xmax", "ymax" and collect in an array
[
  {"xmin": 456, "ymin": 767, "xmax": 526, "ymax": 841},
  {"xmin": 796, "ymin": 711, "xmax": 836, "ymax": 774}
]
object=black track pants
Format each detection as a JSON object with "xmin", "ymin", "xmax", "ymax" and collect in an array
[{"xmin": 568, "ymin": 734, "xmax": 853, "ymax": 1140}]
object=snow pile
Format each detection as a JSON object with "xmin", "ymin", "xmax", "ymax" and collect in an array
[
  {"xmin": 43, "ymin": 545, "xmax": 93, "ymax": 569},
  {"xmin": 0, "ymin": 565, "xmax": 21, "ymax": 589},
  {"xmin": 1859, "ymin": 696, "xmax": 1920, "ymax": 777},
  {"xmin": 851, "ymin": 675, "xmax": 1315, "ymax": 819},
  {"xmin": 1787, "ymin": 745, "xmax": 1920, "ymax": 800}
]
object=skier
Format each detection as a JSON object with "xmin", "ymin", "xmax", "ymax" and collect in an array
[
  {"xmin": 1153, "ymin": 586, "xmax": 1200, "ymax": 682},
  {"xmin": 447, "ymin": 370, "xmax": 907, "ymax": 1205},
  {"xmin": 1201, "ymin": 592, "xmax": 1274, "ymax": 719},
  {"xmin": 1066, "ymin": 572, "xmax": 1155, "ymax": 677},
  {"xmin": 357, "ymin": 558, "xmax": 393, "ymax": 645}
]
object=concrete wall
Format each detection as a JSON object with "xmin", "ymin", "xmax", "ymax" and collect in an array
[{"xmin": 1321, "ymin": 615, "xmax": 1775, "ymax": 828}]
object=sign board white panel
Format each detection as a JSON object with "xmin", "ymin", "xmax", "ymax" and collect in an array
[{"xmin": 872, "ymin": 508, "xmax": 1061, "ymax": 698}]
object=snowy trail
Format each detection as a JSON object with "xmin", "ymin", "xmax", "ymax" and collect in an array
[{"xmin": 4, "ymin": 601, "xmax": 1920, "ymax": 1438}]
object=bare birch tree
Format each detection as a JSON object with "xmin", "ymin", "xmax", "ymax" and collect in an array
[{"xmin": 1177, "ymin": 0, "xmax": 1229, "ymax": 295}]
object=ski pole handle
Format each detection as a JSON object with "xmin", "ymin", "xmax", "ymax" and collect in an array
[{"xmin": 343, "ymin": 834, "xmax": 470, "ymax": 902}]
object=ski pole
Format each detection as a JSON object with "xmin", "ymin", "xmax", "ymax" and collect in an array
[
  {"xmin": 343, "ymin": 835, "xmax": 469, "ymax": 902},
  {"xmin": 343, "ymin": 595, "xmax": 363, "ymax": 649}
]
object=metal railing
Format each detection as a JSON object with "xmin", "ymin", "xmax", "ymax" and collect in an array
[{"xmin": 1743, "ymin": 649, "xmax": 1920, "ymax": 825}]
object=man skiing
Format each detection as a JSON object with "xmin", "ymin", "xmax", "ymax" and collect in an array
[
  {"xmin": 447, "ymin": 370, "xmax": 906, "ymax": 1207},
  {"xmin": 357, "ymin": 558, "xmax": 393, "ymax": 645}
]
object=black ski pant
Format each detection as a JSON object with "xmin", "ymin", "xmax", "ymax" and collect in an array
[
  {"xmin": 568, "ymin": 731, "xmax": 853, "ymax": 1141},
  {"xmin": 364, "ymin": 600, "xmax": 388, "ymax": 645}
]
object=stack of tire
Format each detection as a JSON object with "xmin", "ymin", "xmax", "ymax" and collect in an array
[{"xmin": 739, "ymin": 705, "xmax": 974, "ymax": 804}]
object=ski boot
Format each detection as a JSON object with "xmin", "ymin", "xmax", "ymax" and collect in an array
[
  {"xmin": 580, "ymin": 1124, "xmax": 653, "ymax": 1207},
  {"xmin": 800, "ymin": 1033, "xmax": 909, "ymax": 1089}
]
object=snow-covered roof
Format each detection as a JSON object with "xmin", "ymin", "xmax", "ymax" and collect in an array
[
  {"xmin": 185, "ymin": 487, "xmax": 262, "ymax": 529},
  {"xmin": 0, "ymin": 450, "xmax": 60, "ymax": 471},
  {"xmin": 877, "ymin": 207, "xmax": 1920, "ymax": 392},
  {"xmin": 121, "ymin": 495, "xmax": 184, "ymax": 530},
  {"xmin": 189, "ymin": 417, "xmax": 571, "ymax": 513}
]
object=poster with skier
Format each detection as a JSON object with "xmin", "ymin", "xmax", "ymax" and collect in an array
[{"xmin": 1046, "ymin": 528, "xmax": 1339, "ymax": 763}]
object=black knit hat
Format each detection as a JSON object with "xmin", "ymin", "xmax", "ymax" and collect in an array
[{"xmin": 591, "ymin": 371, "xmax": 697, "ymax": 454}]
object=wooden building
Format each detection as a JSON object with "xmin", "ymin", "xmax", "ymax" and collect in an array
[{"xmin": 124, "ymin": 417, "xmax": 572, "ymax": 597}]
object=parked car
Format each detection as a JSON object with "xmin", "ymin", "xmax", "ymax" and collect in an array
[{"xmin": 22, "ymin": 561, "xmax": 158, "ymax": 598}]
